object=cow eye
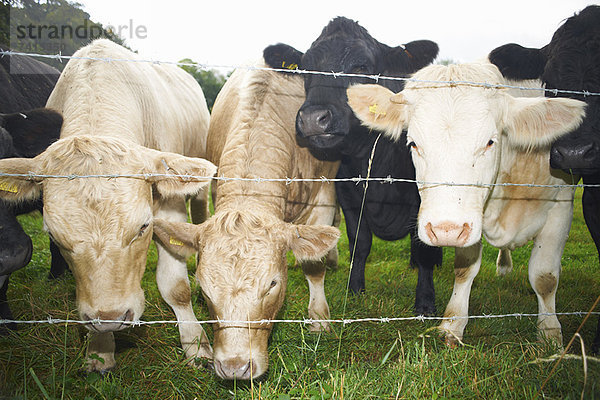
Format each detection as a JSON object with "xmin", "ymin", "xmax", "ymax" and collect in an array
[
  {"xmin": 270, "ymin": 280, "xmax": 278, "ymax": 289},
  {"xmin": 139, "ymin": 222, "xmax": 150, "ymax": 236},
  {"xmin": 408, "ymin": 141, "xmax": 417, "ymax": 150},
  {"xmin": 486, "ymin": 139, "xmax": 495, "ymax": 148}
]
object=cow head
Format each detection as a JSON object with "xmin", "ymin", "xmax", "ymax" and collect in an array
[
  {"xmin": 489, "ymin": 5, "xmax": 600, "ymax": 175},
  {"xmin": 346, "ymin": 63, "xmax": 585, "ymax": 247},
  {"xmin": 0, "ymin": 108, "xmax": 62, "ymax": 276},
  {"xmin": 263, "ymin": 17, "xmax": 438, "ymax": 160},
  {"xmin": 0, "ymin": 135, "xmax": 216, "ymax": 331},
  {"xmin": 153, "ymin": 210, "xmax": 340, "ymax": 380}
]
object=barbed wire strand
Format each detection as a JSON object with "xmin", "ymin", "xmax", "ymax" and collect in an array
[
  {"xmin": 1, "ymin": 311, "xmax": 599, "ymax": 328},
  {"xmin": 1, "ymin": 49, "xmax": 599, "ymax": 98},
  {"xmin": 1, "ymin": 171, "xmax": 598, "ymax": 189}
]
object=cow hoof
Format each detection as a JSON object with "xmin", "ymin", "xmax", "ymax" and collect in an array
[
  {"xmin": 86, "ymin": 353, "xmax": 116, "ymax": 373},
  {"xmin": 444, "ymin": 335, "xmax": 460, "ymax": 348}
]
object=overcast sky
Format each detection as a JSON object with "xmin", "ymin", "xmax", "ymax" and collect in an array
[{"xmin": 76, "ymin": 1, "xmax": 595, "ymax": 70}]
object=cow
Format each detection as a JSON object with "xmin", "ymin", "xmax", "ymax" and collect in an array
[
  {"xmin": 0, "ymin": 39, "xmax": 217, "ymax": 372},
  {"xmin": 153, "ymin": 64, "xmax": 340, "ymax": 380},
  {"xmin": 262, "ymin": 17, "xmax": 443, "ymax": 316},
  {"xmin": 0, "ymin": 48, "xmax": 67, "ymax": 331},
  {"xmin": 488, "ymin": 5, "xmax": 600, "ymax": 354},
  {"xmin": 346, "ymin": 62, "xmax": 586, "ymax": 346}
]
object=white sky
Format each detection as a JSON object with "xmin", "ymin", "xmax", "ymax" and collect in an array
[{"xmin": 76, "ymin": 0, "xmax": 596, "ymax": 70}]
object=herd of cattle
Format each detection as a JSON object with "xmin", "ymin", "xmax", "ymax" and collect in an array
[{"xmin": 0, "ymin": 5, "xmax": 599, "ymax": 381}]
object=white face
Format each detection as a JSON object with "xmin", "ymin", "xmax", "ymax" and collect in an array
[
  {"xmin": 406, "ymin": 89, "xmax": 502, "ymax": 247},
  {"xmin": 346, "ymin": 63, "xmax": 586, "ymax": 249}
]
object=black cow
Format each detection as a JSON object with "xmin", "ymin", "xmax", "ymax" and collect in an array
[
  {"xmin": 489, "ymin": 5, "xmax": 600, "ymax": 353},
  {"xmin": 263, "ymin": 17, "xmax": 442, "ymax": 315},
  {"xmin": 0, "ymin": 47, "xmax": 66, "ymax": 331}
]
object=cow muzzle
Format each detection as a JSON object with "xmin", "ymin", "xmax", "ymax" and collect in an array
[
  {"xmin": 83, "ymin": 309, "xmax": 134, "ymax": 333},
  {"xmin": 214, "ymin": 357, "xmax": 261, "ymax": 380},
  {"xmin": 424, "ymin": 221, "xmax": 473, "ymax": 247}
]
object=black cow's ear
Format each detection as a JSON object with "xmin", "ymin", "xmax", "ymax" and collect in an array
[
  {"xmin": 489, "ymin": 43, "xmax": 546, "ymax": 80},
  {"xmin": 263, "ymin": 43, "xmax": 304, "ymax": 71},
  {"xmin": 385, "ymin": 40, "xmax": 439, "ymax": 73},
  {"xmin": 3, "ymin": 108, "xmax": 62, "ymax": 158}
]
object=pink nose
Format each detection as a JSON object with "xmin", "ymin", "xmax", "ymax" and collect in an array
[
  {"xmin": 214, "ymin": 357, "xmax": 259, "ymax": 380},
  {"xmin": 83, "ymin": 309, "xmax": 134, "ymax": 333},
  {"xmin": 425, "ymin": 222, "xmax": 472, "ymax": 247}
]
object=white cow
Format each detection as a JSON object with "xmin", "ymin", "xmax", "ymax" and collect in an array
[
  {"xmin": 0, "ymin": 39, "xmax": 216, "ymax": 371},
  {"xmin": 346, "ymin": 62, "xmax": 585, "ymax": 345}
]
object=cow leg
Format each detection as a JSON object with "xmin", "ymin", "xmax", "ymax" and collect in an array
[
  {"xmin": 189, "ymin": 185, "xmax": 210, "ymax": 225},
  {"xmin": 325, "ymin": 205, "xmax": 342, "ymax": 269},
  {"xmin": 48, "ymin": 240, "xmax": 68, "ymax": 279},
  {"xmin": 301, "ymin": 186, "xmax": 339, "ymax": 332},
  {"xmin": 86, "ymin": 331, "xmax": 116, "ymax": 372},
  {"xmin": 155, "ymin": 198, "xmax": 212, "ymax": 364},
  {"xmin": 301, "ymin": 260, "xmax": 331, "ymax": 332},
  {"xmin": 0, "ymin": 274, "xmax": 16, "ymax": 333},
  {"xmin": 582, "ymin": 183, "xmax": 600, "ymax": 354},
  {"xmin": 410, "ymin": 232, "xmax": 442, "ymax": 316},
  {"xmin": 440, "ymin": 242, "xmax": 482, "ymax": 346},
  {"xmin": 528, "ymin": 199, "xmax": 573, "ymax": 347},
  {"xmin": 496, "ymin": 249, "xmax": 513, "ymax": 276}
]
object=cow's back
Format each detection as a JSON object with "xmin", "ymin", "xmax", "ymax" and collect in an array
[
  {"xmin": 47, "ymin": 39, "xmax": 208, "ymax": 157},
  {"xmin": 0, "ymin": 48, "xmax": 59, "ymax": 112},
  {"xmin": 207, "ymin": 64, "xmax": 338, "ymax": 224}
]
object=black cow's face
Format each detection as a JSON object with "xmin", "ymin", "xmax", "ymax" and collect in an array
[
  {"xmin": 543, "ymin": 23, "xmax": 600, "ymax": 174},
  {"xmin": 264, "ymin": 17, "xmax": 438, "ymax": 160},
  {"xmin": 490, "ymin": 5, "xmax": 600, "ymax": 175},
  {"xmin": 296, "ymin": 39, "xmax": 380, "ymax": 157}
]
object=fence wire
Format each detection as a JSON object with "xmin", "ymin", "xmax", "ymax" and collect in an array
[
  {"xmin": 1, "ymin": 49, "xmax": 600, "ymax": 98},
  {"xmin": 2, "ymin": 312, "xmax": 600, "ymax": 328}
]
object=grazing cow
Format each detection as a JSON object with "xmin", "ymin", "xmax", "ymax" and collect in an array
[
  {"xmin": 489, "ymin": 5, "xmax": 600, "ymax": 353},
  {"xmin": 346, "ymin": 62, "xmax": 585, "ymax": 345},
  {"xmin": 263, "ymin": 17, "xmax": 443, "ymax": 315},
  {"xmin": 0, "ymin": 48, "xmax": 66, "ymax": 331},
  {"xmin": 153, "ymin": 65, "xmax": 340, "ymax": 380},
  {"xmin": 0, "ymin": 39, "xmax": 217, "ymax": 371}
]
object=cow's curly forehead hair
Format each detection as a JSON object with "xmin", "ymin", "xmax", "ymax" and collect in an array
[{"xmin": 37, "ymin": 135, "xmax": 147, "ymax": 175}]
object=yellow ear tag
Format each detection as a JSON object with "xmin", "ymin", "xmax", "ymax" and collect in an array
[
  {"xmin": 169, "ymin": 237, "xmax": 184, "ymax": 246},
  {"xmin": 281, "ymin": 61, "xmax": 299, "ymax": 70},
  {"xmin": 369, "ymin": 104, "xmax": 386, "ymax": 117},
  {"xmin": 0, "ymin": 181, "xmax": 18, "ymax": 193}
]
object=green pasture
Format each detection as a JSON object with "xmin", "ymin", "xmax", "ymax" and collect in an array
[{"xmin": 0, "ymin": 188, "xmax": 599, "ymax": 399}]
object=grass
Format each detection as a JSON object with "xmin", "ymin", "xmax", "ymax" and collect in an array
[{"xmin": 1, "ymin": 188, "xmax": 599, "ymax": 399}]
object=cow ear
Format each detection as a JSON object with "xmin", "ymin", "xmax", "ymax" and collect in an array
[
  {"xmin": 285, "ymin": 223, "xmax": 340, "ymax": 262},
  {"xmin": 504, "ymin": 96, "xmax": 586, "ymax": 148},
  {"xmin": 2, "ymin": 108, "xmax": 62, "ymax": 158},
  {"xmin": 143, "ymin": 150, "xmax": 216, "ymax": 198},
  {"xmin": 346, "ymin": 84, "xmax": 409, "ymax": 141},
  {"xmin": 0, "ymin": 157, "xmax": 43, "ymax": 202},
  {"xmin": 385, "ymin": 40, "xmax": 438, "ymax": 72},
  {"xmin": 488, "ymin": 43, "xmax": 546, "ymax": 81},
  {"xmin": 263, "ymin": 43, "xmax": 304, "ymax": 71},
  {"xmin": 152, "ymin": 218, "xmax": 202, "ymax": 260}
]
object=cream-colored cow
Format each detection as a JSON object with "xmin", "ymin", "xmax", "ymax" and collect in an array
[
  {"xmin": 347, "ymin": 62, "xmax": 585, "ymax": 346},
  {"xmin": 0, "ymin": 40, "xmax": 216, "ymax": 371},
  {"xmin": 154, "ymin": 64, "xmax": 340, "ymax": 380}
]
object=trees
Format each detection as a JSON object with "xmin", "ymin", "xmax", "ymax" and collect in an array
[
  {"xmin": 1, "ymin": 0, "xmax": 129, "ymax": 71},
  {"xmin": 179, "ymin": 59, "xmax": 228, "ymax": 111}
]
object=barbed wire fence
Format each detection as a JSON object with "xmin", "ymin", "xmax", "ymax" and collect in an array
[{"xmin": 0, "ymin": 48, "xmax": 599, "ymax": 334}]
